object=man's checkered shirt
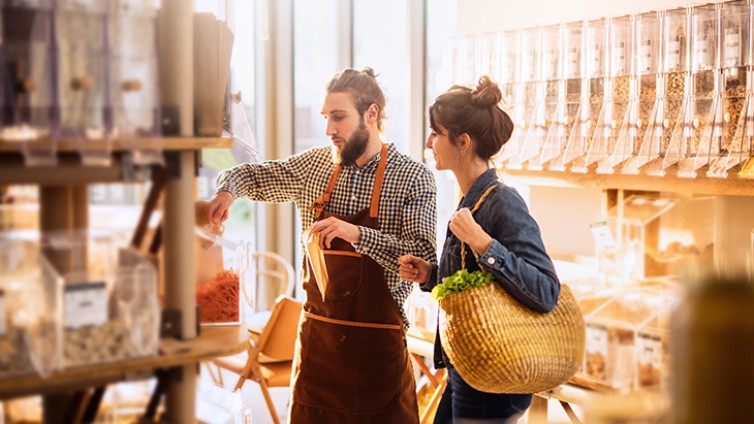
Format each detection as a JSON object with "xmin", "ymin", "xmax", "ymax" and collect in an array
[{"xmin": 216, "ymin": 143, "xmax": 437, "ymax": 326}]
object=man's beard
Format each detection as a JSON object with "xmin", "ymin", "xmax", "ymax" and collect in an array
[{"xmin": 337, "ymin": 120, "xmax": 370, "ymax": 166}]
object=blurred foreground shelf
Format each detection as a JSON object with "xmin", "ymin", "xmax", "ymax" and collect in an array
[
  {"xmin": 0, "ymin": 325, "xmax": 248, "ymax": 400},
  {"xmin": 0, "ymin": 136, "xmax": 233, "ymax": 153}
]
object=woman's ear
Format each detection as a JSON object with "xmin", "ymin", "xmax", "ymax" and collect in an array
[{"xmin": 458, "ymin": 133, "xmax": 472, "ymax": 155}]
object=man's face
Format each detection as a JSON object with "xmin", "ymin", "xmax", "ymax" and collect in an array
[{"xmin": 321, "ymin": 91, "xmax": 370, "ymax": 166}]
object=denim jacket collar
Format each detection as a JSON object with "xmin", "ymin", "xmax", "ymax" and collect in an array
[{"xmin": 459, "ymin": 168, "xmax": 499, "ymax": 210}]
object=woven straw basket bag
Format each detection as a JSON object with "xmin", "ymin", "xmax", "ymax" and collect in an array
[{"xmin": 439, "ymin": 185, "xmax": 585, "ymax": 394}]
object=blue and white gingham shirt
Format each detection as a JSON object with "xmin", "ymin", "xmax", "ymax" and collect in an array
[{"xmin": 216, "ymin": 143, "xmax": 438, "ymax": 326}]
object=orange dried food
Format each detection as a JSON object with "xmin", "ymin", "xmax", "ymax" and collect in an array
[{"xmin": 196, "ymin": 270, "xmax": 240, "ymax": 323}]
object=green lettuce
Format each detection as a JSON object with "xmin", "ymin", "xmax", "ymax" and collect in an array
[{"xmin": 431, "ymin": 269, "xmax": 494, "ymax": 301}]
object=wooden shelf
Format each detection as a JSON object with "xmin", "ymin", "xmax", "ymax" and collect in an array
[
  {"xmin": 0, "ymin": 137, "xmax": 234, "ymax": 185},
  {"xmin": 500, "ymin": 165, "xmax": 754, "ymax": 197},
  {"xmin": 0, "ymin": 325, "xmax": 248, "ymax": 400},
  {"xmin": 0, "ymin": 136, "xmax": 233, "ymax": 153}
]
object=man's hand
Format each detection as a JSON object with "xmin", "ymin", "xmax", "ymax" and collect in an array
[
  {"xmin": 308, "ymin": 217, "xmax": 361, "ymax": 249},
  {"xmin": 398, "ymin": 255, "xmax": 431, "ymax": 283},
  {"xmin": 206, "ymin": 191, "xmax": 234, "ymax": 224},
  {"xmin": 449, "ymin": 208, "xmax": 493, "ymax": 256}
]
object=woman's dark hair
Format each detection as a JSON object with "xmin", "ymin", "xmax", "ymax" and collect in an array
[
  {"xmin": 326, "ymin": 67, "xmax": 387, "ymax": 131},
  {"xmin": 428, "ymin": 75, "xmax": 514, "ymax": 160}
]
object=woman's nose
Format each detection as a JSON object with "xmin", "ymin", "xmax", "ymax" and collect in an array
[{"xmin": 425, "ymin": 136, "xmax": 433, "ymax": 149}]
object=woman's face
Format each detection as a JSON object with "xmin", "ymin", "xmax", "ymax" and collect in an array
[{"xmin": 426, "ymin": 123, "xmax": 459, "ymax": 171}]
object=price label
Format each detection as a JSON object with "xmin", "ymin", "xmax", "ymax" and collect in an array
[
  {"xmin": 586, "ymin": 324, "xmax": 608, "ymax": 355},
  {"xmin": 638, "ymin": 333, "xmax": 662, "ymax": 366},
  {"xmin": 0, "ymin": 290, "xmax": 6, "ymax": 337},
  {"xmin": 590, "ymin": 221, "xmax": 617, "ymax": 249},
  {"xmin": 64, "ymin": 282, "xmax": 107, "ymax": 329}
]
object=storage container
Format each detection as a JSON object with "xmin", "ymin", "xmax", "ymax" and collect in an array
[{"xmin": 0, "ymin": 236, "xmax": 62, "ymax": 379}]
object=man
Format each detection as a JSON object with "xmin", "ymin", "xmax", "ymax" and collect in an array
[{"xmin": 206, "ymin": 67, "xmax": 437, "ymax": 423}]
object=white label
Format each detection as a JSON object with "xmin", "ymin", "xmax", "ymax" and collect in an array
[
  {"xmin": 0, "ymin": 292, "xmax": 6, "ymax": 337},
  {"xmin": 694, "ymin": 33, "xmax": 711, "ymax": 68},
  {"xmin": 613, "ymin": 42, "xmax": 626, "ymax": 74},
  {"xmin": 590, "ymin": 221, "xmax": 617, "ymax": 249},
  {"xmin": 638, "ymin": 333, "xmax": 662, "ymax": 366},
  {"xmin": 724, "ymin": 31, "xmax": 742, "ymax": 67},
  {"xmin": 586, "ymin": 324, "xmax": 609, "ymax": 355},
  {"xmin": 667, "ymin": 40, "xmax": 681, "ymax": 70},
  {"xmin": 639, "ymin": 39, "xmax": 653, "ymax": 73},
  {"xmin": 567, "ymin": 47, "xmax": 580, "ymax": 78},
  {"xmin": 64, "ymin": 282, "xmax": 107, "ymax": 329}
]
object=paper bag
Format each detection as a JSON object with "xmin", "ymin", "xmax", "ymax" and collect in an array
[{"xmin": 305, "ymin": 230, "xmax": 328, "ymax": 301}]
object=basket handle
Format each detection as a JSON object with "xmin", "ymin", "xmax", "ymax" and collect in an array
[{"xmin": 460, "ymin": 184, "xmax": 497, "ymax": 270}]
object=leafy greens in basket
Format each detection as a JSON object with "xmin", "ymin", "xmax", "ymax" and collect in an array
[{"xmin": 431, "ymin": 269, "xmax": 493, "ymax": 301}]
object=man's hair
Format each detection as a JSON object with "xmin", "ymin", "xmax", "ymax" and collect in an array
[{"xmin": 326, "ymin": 67, "xmax": 387, "ymax": 132}]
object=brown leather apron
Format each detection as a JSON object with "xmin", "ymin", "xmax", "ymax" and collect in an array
[{"xmin": 289, "ymin": 144, "xmax": 418, "ymax": 423}]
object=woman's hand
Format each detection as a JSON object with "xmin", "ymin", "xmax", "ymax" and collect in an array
[
  {"xmin": 398, "ymin": 255, "xmax": 431, "ymax": 283},
  {"xmin": 449, "ymin": 208, "xmax": 493, "ymax": 256}
]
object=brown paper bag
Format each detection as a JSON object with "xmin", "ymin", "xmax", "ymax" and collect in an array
[{"xmin": 305, "ymin": 229, "xmax": 328, "ymax": 301}]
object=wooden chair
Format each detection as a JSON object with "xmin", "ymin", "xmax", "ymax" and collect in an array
[
  {"xmin": 247, "ymin": 251, "xmax": 295, "ymax": 334},
  {"xmin": 211, "ymin": 295, "xmax": 302, "ymax": 424}
]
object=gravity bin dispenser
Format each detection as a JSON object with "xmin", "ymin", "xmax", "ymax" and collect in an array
[
  {"xmin": 708, "ymin": 0, "xmax": 752, "ymax": 178},
  {"xmin": 648, "ymin": 7, "xmax": 692, "ymax": 176},
  {"xmin": 552, "ymin": 19, "xmax": 606, "ymax": 171},
  {"xmin": 677, "ymin": 3, "xmax": 724, "ymax": 178}
]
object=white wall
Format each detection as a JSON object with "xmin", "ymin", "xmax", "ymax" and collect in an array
[{"xmin": 457, "ymin": 0, "xmax": 691, "ymax": 34}]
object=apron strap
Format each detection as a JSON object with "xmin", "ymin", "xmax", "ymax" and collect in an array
[
  {"xmin": 370, "ymin": 143, "xmax": 389, "ymax": 219},
  {"xmin": 308, "ymin": 165, "xmax": 342, "ymax": 220},
  {"xmin": 308, "ymin": 143, "xmax": 389, "ymax": 221},
  {"xmin": 460, "ymin": 184, "xmax": 498, "ymax": 270}
]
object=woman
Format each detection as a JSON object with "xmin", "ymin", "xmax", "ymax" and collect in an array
[{"xmin": 399, "ymin": 76, "xmax": 561, "ymax": 423}]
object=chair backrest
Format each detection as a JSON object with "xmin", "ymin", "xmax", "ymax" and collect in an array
[
  {"xmin": 254, "ymin": 295, "xmax": 302, "ymax": 362},
  {"xmin": 252, "ymin": 251, "xmax": 295, "ymax": 312}
]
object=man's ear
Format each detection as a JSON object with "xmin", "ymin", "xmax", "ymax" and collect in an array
[{"xmin": 365, "ymin": 103, "xmax": 379, "ymax": 123}]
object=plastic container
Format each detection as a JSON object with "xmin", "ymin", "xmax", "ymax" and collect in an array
[
  {"xmin": 504, "ymin": 27, "xmax": 541, "ymax": 170},
  {"xmin": 0, "ymin": 237, "xmax": 62, "ymax": 379},
  {"xmin": 406, "ymin": 286, "xmax": 438, "ymax": 341},
  {"xmin": 55, "ymin": 0, "xmax": 110, "ymax": 166},
  {"xmin": 555, "ymin": 18, "xmax": 607, "ymax": 171},
  {"xmin": 581, "ymin": 287, "xmax": 666, "ymax": 391},
  {"xmin": 648, "ymin": 7, "xmax": 691, "ymax": 176},
  {"xmin": 622, "ymin": 11, "xmax": 662, "ymax": 174},
  {"xmin": 39, "ymin": 231, "xmax": 159, "ymax": 368},
  {"xmin": 194, "ymin": 226, "xmax": 253, "ymax": 326},
  {"xmin": 708, "ymin": 0, "xmax": 752, "ymax": 178},
  {"xmin": 678, "ymin": 3, "xmax": 724, "ymax": 178},
  {"xmin": 107, "ymin": 0, "xmax": 163, "ymax": 165},
  {"xmin": 1, "ymin": 0, "xmax": 58, "ymax": 166}
]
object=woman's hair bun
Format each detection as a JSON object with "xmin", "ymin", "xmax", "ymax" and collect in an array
[{"xmin": 470, "ymin": 75, "xmax": 502, "ymax": 108}]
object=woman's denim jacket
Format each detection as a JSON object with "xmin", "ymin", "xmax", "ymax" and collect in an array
[{"xmin": 420, "ymin": 169, "xmax": 561, "ymax": 369}]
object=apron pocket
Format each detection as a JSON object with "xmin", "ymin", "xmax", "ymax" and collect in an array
[
  {"xmin": 296, "ymin": 318, "xmax": 403, "ymax": 414},
  {"xmin": 319, "ymin": 250, "xmax": 363, "ymax": 300}
]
